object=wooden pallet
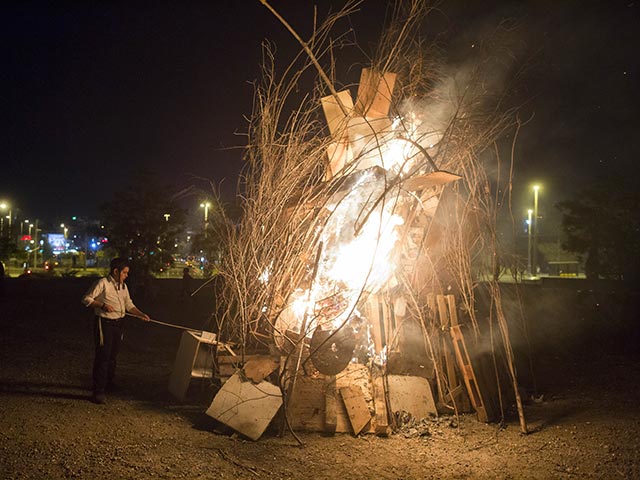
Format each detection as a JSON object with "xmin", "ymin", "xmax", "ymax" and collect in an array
[
  {"xmin": 450, "ymin": 324, "xmax": 495, "ymax": 422},
  {"xmin": 427, "ymin": 294, "xmax": 471, "ymax": 412}
]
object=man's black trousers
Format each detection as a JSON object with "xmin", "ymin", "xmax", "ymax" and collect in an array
[{"xmin": 93, "ymin": 317, "xmax": 125, "ymax": 394}]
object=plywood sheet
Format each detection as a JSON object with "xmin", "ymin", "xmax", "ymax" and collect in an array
[
  {"xmin": 205, "ymin": 372, "xmax": 282, "ymax": 441},
  {"xmin": 386, "ymin": 375, "xmax": 438, "ymax": 419},
  {"xmin": 355, "ymin": 68, "xmax": 397, "ymax": 118},
  {"xmin": 321, "ymin": 90, "xmax": 354, "ymax": 138},
  {"xmin": 339, "ymin": 385, "xmax": 371, "ymax": 435}
]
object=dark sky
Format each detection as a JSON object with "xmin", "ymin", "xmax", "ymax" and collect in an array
[{"xmin": 1, "ymin": 1, "xmax": 638, "ymax": 222}]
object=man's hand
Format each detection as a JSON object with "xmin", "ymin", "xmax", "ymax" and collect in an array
[
  {"xmin": 140, "ymin": 313, "xmax": 151, "ymax": 322},
  {"xmin": 102, "ymin": 303, "xmax": 114, "ymax": 313}
]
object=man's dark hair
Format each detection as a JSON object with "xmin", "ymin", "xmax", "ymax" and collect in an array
[{"xmin": 109, "ymin": 257, "xmax": 130, "ymax": 274}]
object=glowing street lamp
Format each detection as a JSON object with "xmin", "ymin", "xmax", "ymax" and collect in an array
[
  {"xmin": 200, "ymin": 202, "xmax": 211, "ymax": 223},
  {"xmin": 60, "ymin": 223, "xmax": 68, "ymax": 239},
  {"xmin": 531, "ymin": 185, "xmax": 541, "ymax": 277},
  {"xmin": 527, "ymin": 209, "xmax": 533, "ymax": 277},
  {"xmin": 200, "ymin": 202, "xmax": 211, "ymax": 239},
  {"xmin": 0, "ymin": 202, "xmax": 11, "ymax": 236}
]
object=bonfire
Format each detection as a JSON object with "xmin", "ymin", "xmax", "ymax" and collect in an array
[{"xmin": 206, "ymin": 1, "xmax": 528, "ymax": 440}]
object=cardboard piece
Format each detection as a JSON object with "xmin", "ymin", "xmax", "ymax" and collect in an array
[
  {"xmin": 205, "ymin": 372, "xmax": 282, "ymax": 441},
  {"xmin": 386, "ymin": 375, "xmax": 438, "ymax": 419},
  {"xmin": 339, "ymin": 385, "xmax": 371, "ymax": 435}
]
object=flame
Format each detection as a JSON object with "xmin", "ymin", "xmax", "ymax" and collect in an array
[{"xmin": 277, "ymin": 112, "xmax": 428, "ymax": 347}]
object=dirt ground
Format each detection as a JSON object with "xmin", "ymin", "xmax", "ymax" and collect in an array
[{"xmin": 1, "ymin": 277, "xmax": 639, "ymax": 479}]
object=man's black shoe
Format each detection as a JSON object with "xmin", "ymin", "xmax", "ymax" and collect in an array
[
  {"xmin": 91, "ymin": 393, "xmax": 106, "ymax": 404},
  {"xmin": 105, "ymin": 382, "xmax": 119, "ymax": 392}
]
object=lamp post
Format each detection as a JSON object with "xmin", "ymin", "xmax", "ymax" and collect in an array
[
  {"xmin": 0, "ymin": 202, "xmax": 11, "ymax": 236},
  {"xmin": 532, "ymin": 185, "xmax": 540, "ymax": 277},
  {"xmin": 527, "ymin": 209, "xmax": 533, "ymax": 277},
  {"xmin": 200, "ymin": 202, "xmax": 211, "ymax": 238}
]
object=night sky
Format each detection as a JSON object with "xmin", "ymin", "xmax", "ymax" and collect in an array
[{"xmin": 1, "ymin": 1, "xmax": 637, "ymax": 222}]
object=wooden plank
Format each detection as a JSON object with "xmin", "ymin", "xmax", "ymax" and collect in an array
[
  {"xmin": 401, "ymin": 171, "xmax": 461, "ymax": 192},
  {"xmin": 367, "ymin": 295, "xmax": 384, "ymax": 354},
  {"xmin": 372, "ymin": 376, "xmax": 390, "ymax": 435},
  {"xmin": 321, "ymin": 90, "xmax": 354, "ymax": 138},
  {"xmin": 386, "ymin": 375, "xmax": 438, "ymax": 419},
  {"xmin": 324, "ymin": 139, "xmax": 353, "ymax": 181},
  {"xmin": 355, "ymin": 68, "xmax": 397, "ymax": 118},
  {"xmin": 437, "ymin": 295, "xmax": 458, "ymax": 391},
  {"xmin": 324, "ymin": 376, "xmax": 338, "ymax": 434},
  {"xmin": 446, "ymin": 294, "xmax": 459, "ymax": 326},
  {"xmin": 205, "ymin": 372, "xmax": 282, "ymax": 441},
  {"xmin": 339, "ymin": 385, "xmax": 371, "ymax": 436}
]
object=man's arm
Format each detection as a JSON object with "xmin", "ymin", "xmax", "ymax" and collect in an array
[
  {"xmin": 81, "ymin": 278, "xmax": 115, "ymax": 313},
  {"xmin": 127, "ymin": 306, "xmax": 150, "ymax": 321}
]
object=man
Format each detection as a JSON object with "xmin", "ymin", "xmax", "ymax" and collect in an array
[{"xmin": 81, "ymin": 257, "xmax": 150, "ymax": 404}]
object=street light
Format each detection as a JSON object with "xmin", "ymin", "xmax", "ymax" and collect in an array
[
  {"xmin": 527, "ymin": 209, "xmax": 533, "ymax": 277},
  {"xmin": 200, "ymin": 202, "xmax": 211, "ymax": 223},
  {"xmin": 0, "ymin": 202, "xmax": 11, "ymax": 236},
  {"xmin": 532, "ymin": 185, "xmax": 540, "ymax": 277},
  {"xmin": 60, "ymin": 223, "xmax": 68, "ymax": 239},
  {"xmin": 200, "ymin": 202, "xmax": 211, "ymax": 238}
]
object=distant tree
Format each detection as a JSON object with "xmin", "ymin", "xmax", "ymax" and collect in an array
[
  {"xmin": 557, "ymin": 179, "xmax": 640, "ymax": 280},
  {"xmin": 0, "ymin": 237, "xmax": 18, "ymax": 262},
  {"xmin": 102, "ymin": 173, "xmax": 186, "ymax": 276}
]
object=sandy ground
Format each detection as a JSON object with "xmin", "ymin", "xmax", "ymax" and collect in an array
[{"xmin": 1, "ymin": 277, "xmax": 639, "ymax": 479}]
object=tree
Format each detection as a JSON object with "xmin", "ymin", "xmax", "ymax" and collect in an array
[
  {"xmin": 0, "ymin": 237, "xmax": 18, "ymax": 263},
  {"xmin": 102, "ymin": 173, "xmax": 186, "ymax": 276},
  {"xmin": 557, "ymin": 178, "xmax": 640, "ymax": 280}
]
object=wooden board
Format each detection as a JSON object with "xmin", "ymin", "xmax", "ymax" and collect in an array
[
  {"xmin": 372, "ymin": 376, "xmax": 390, "ymax": 435},
  {"xmin": 386, "ymin": 375, "xmax": 438, "ymax": 419},
  {"xmin": 321, "ymin": 90, "xmax": 354, "ymax": 138},
  {"xmin": 205, "ymin": 372, "xmax": 282, "ymax": 441},
  {"xmin": 339, "ymin": 385, "xmax": 371, "ymax": 435},
  {"xmin": 355, "ymin": 68, "xmax": 397, "ymax": 118},
  {"xmin": 324, "ymin": 376, "xmax": 338, "ymax": 434},
  {"xmin": 401, "ymin": 171, "xmax": 461, "ymax": 192}
]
